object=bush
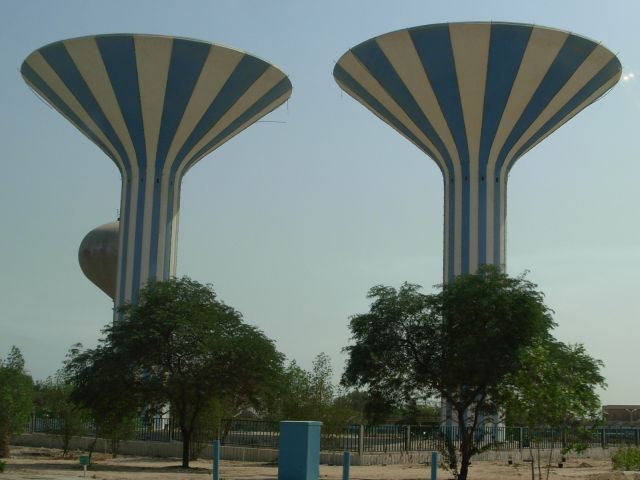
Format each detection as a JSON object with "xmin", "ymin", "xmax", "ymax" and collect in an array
[
  {"xmin": 612, "ymin": 446, "xmax": 640, "ymax": 471},
  {"xmin": 0, "ymin": 459, "xmax": 5, "ymax": 472}
]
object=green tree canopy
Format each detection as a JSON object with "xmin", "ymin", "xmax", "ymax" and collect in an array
[
  {"xmin": 342, "ymin": 265, "xmax": 555, "ymax": 480},
  {"xmin": 64, "ymin": 343, "xmax": 139, "ymax": 458},
  {"xmin": 0, "ymin": 346, "xmax": 33, "ymax": 458},
  {"xmin": 67, "ymin": 277, "xmax": 284, "ymax": 468},
  {"xmin": 272, "ymin": 353, "xmax": 362, "ymax": 432},
  {"xmin": 34, "ymin": 369, "xmax": 90, "ymax": 457},
  {"xmin": 498, "ymin": 339, "xmax": 605, "ymax": 480},
  {"xmin": 500, "ymin": 340, "xmax": 605, "ymax": 428}
]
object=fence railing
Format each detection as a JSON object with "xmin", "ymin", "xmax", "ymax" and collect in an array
[{"xmin": 25, "ymin": 416, "xmax": 640, "ymax": 453}]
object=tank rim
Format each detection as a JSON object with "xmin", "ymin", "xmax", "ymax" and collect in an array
[{"xmin": 335, "ymin": 21, "xmax": 620, "ymax": 73}]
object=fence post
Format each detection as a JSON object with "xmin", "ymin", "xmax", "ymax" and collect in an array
[
  {"xmin": 405, "ymin": 425, "xmax": 411, "ymax": 452},
  {"xmin": 635, "ymin": 428, "xmax": 640, "ymax": 447},
  {"xmin": 519, "ymin": 427, "xmax": 523, "ymax": 451},
  {"xmin": 358, "ymin": 424, "xmax": 364, "ymax": 455},
  {"xmin": 601, "ymin": 427, "xmax": 606, "ymax": 449}
]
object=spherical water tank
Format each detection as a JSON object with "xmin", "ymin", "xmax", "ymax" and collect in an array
[{"xmin": 78, "ymin": 221, "xmax": 118, "ymax": 300}]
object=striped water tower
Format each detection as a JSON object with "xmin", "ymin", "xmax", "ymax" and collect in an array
[
  {"xmin": 22, "ymin": 34, "xmax": 292, "ymax": 307},
  {"xmin": 334, "ymin": 22, "xmax": 621, "ymax": 425},
  {"xmin": 334, "ymin": 22, "xmax": 621, "ymax": 282}
]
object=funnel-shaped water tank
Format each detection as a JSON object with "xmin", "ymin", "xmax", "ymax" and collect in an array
[
  {"xmin": 334, "ymin": 22, "xmax": 621, "ymax": 281},
  {"xmin": 22, "ymin": 34, "xmax": 292, "ymax": 306}
]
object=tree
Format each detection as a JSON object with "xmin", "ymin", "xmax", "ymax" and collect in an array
[
  {"xmin": 342, "ymin": 265, "xmax": 554, "ymax": 480},
  {"xmin": 331, "ymin": 389, "xmax": 439, "ymax": 425},
  {"xmin": 0, "ymin": 347, "xmax": 33, "ymax": 458},
  {"xmin": 276, "ymin": 360, "xmax": 315, "ymax": 420},
  {"xmin": 34, "ymin": 371, "xmax": 89, "ymax": 457},
  {"xmin": 276, "ymin": 354, "xmax": 339, "ymax": 421},
  {"xmin": 272, "ymin": 353, "xmax": 361, "ymax": 438},
  {"xmin": 307, "ymin": 353, "xmax": 335, "ymax": 419},
  {"xmin": 498, "ymin": 339, "xmax": 605, "ymax": 480},
  {"xmin": 67, "ymin": 277, "xmax": 284, "ymax": 468},
  {"xmin": 64, "ymin": 343, "xmax": 139, "ymax": 458},
  {"xmin": 332, "ymin": 390, "xmax": 369, "ymax": 424}
]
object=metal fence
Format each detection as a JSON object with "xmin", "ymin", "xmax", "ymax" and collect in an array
[
  {"xmin": 26, "ymin": 416, "xmax": 640, "ymax": 453},
  {"xmin": 25, "ymin": 416, "xmax": 280, "ymax": 447}
]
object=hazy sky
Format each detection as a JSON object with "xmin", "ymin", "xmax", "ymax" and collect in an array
[{"xmin": 1, "ymin": 0, "xmax": 638, "ymax": 405}]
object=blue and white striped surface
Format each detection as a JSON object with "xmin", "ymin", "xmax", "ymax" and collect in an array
[
  {"xmin": 22, "ymin": 34, "xmax": 292, "ymax": 307},
  {"xmin": 334, "ymin": 22, "xmax": 621, "ymax": 281}
]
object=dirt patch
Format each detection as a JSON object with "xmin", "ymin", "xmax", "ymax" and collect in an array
[
  {"xmin": 586, "ymin": 473, "xmax": 640, "ymax": 480},
  {"xmin": 2, "ymin": 445, "xmax": 631, "ymax": 480}
]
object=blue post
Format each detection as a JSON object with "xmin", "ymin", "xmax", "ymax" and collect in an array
[
  {"xmin": 342, "ymin": 451, "xmax": 351, "ymax": 480},
  {"xmin": 212, "ymin": 439, "xmax": 220, "ymax": 480},
  {"xmin": 431, "ymin": 451, "xmax": 438, "ymax": 480}
]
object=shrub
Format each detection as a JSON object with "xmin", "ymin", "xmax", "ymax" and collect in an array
[
  {"xmin": 612, "ymin": 446, "xmax": 640, "ymax": 471},
  {"xmin": 0, "ymin": 459, "xmax": 5, "ymax": 472}
]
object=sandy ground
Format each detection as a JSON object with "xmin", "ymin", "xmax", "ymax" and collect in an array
[{"xmin": 2, "ymin": 446, "xmax": 639, "ymax": 480}]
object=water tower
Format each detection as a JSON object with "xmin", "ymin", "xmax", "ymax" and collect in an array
[
  {"xmin": 334, "ymin": 22, "xmax": 621, "ymax": 282},
  {"xmin": 22, "ymin": 34, "xmax": 292, "ymax": 307}
]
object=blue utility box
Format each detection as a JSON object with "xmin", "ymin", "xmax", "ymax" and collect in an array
[{"xmin": 278, "ymin": 420, "xmax": 322, "ymax": 480}]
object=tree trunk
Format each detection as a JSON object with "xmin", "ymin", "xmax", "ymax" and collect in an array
[
  {"xmin": 110, "ymin": 437, "xmax": 120, "ymax": 458},
  {"xmin": 536, "ymin": 443, "xmax": 542, "ymax": 480},
  {"xmin": 457, "ymin": 412, "xmax": 472, "ymax": 480},
  {"xmin": 181, "ymin": 427, "xmax": 191, "ymax": 468},
  {"xmin": 530, "ymin": 447, "xmax": 535, "ymax": 480},
  {"xmin": 61, "ymin": 422, "xmax": 72, "ymax": 458},
  {"xmin": 545, "ymin": 443, "xmax": 554, "ymax": 480},
  {"xmin": 87, "ymin": 432, "xmax": 98, "ymax": 462},
  {"xmin": 0, "ymin": 431, "xmax": 9, "ymax": 458},
  {"xmin": 458, "ymin": 430, "xmax": 472, "ymax": 480}
]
